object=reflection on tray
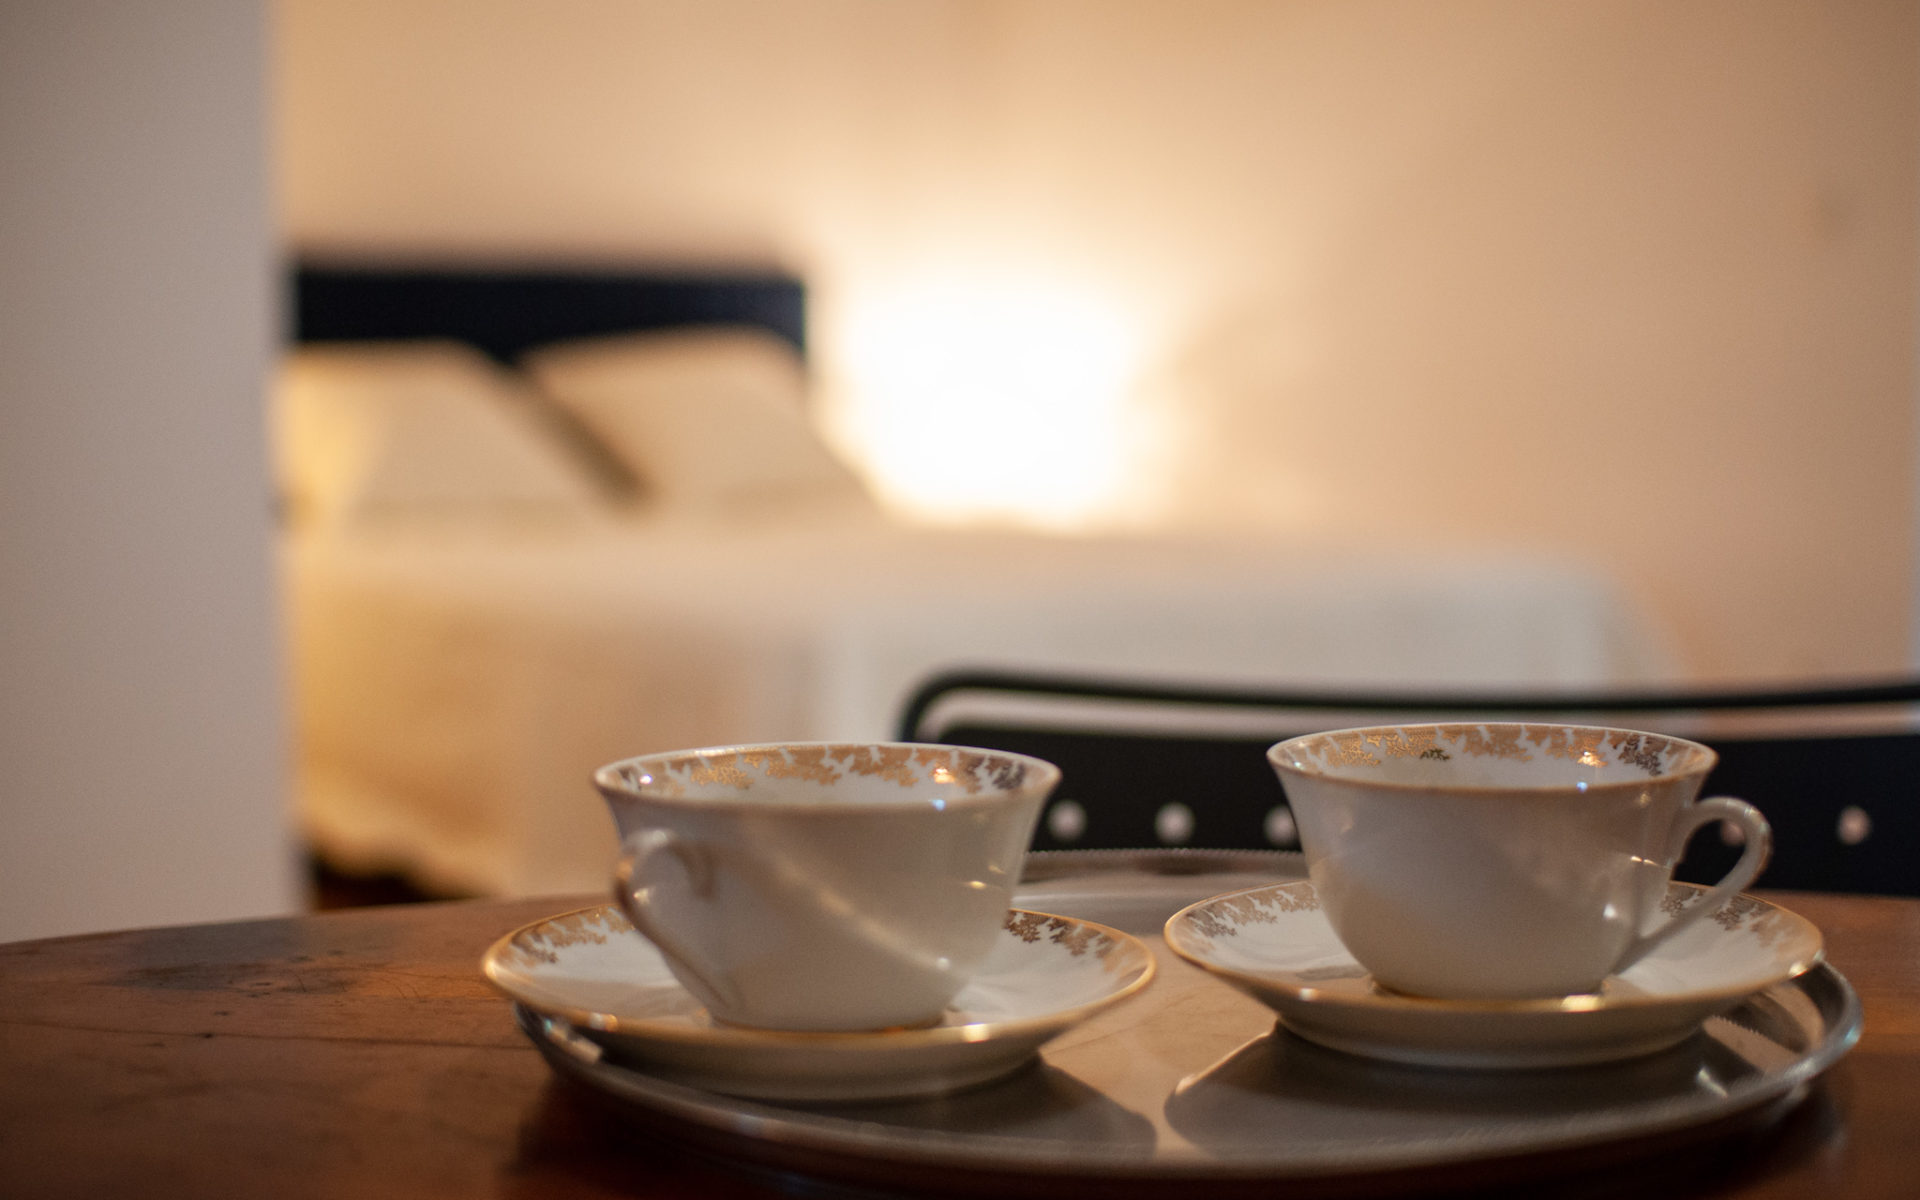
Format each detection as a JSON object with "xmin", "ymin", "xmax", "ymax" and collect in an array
[
  {"xmin": 786, "ymin": 1060, "xmax": 1159, "ymax": 1156},
  {"xmin": 1165, "ymin": 1013, "xmax": 1789, "ymax": 1158}
]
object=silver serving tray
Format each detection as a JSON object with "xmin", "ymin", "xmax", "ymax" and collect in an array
[{"xmin": 515, "ymin": 849, "xmax": 1860, "ymax": 1194}]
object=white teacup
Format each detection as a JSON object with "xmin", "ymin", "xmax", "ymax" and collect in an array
[
  {"xmin": 595, "ymin": 741, "xmax": 1057, "ymax": 1032},
  {"xmin": 1268, "ymin": 723, "xmax": 1772, "ymax": 1001}
]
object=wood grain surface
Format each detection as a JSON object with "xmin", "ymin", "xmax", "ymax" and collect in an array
[{"xmin": 1, "ymin": 890, "xmax": 1915, "ymax": 1199}]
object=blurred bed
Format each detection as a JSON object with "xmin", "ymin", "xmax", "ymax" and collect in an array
[{"xmin": 279, "ymin": 263, "xmax": 1682, "ymax": 897}]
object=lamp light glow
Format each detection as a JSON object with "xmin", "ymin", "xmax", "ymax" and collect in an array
[{"xmin": 836, "ymin": 274, "xmax": 1146, "ymax": 530}]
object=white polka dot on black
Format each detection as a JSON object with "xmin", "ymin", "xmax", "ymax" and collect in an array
[{"xmin": 1046, "ymin": 799, "xmax": 1087, "ymax": 842}]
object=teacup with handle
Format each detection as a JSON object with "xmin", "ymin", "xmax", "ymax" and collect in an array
[
  {"xmin": 1268, "ymin": 723, "xmax": 1772, "ymax": 1001},
  {"xmin": 596, "ymin": 741, "xmax": 1057, "ymax": 1032}
]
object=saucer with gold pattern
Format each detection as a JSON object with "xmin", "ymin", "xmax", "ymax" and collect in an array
[
  {"xmin": 485, "ymin": 904, "xmax": 1154, "ymax": 1101},
  {"xmin": 1164, "ymin": 880, "xmax": 1823, "ymax": 1069}
]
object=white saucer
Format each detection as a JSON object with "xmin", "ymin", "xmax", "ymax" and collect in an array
[
  {"xmin": 1164, "ymin": 880, "xmax": 1823, "ymax": 1070},
  {"xmin": 483, "ymin": 905, "xmax": 1155, "ymax": 1101}
]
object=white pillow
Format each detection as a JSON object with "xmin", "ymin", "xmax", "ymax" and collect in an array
[
  {"xmin": 522, "ymin": 327, "xmax": 875, "ymax": 517},
  {"xmin": 274, "ymin": 341, "xmax": 613, "ymax": 529}
]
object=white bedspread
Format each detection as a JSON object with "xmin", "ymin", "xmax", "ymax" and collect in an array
[{"xmin": 285, "ymin": 514, "xmax": 1682, "ymax": 896}]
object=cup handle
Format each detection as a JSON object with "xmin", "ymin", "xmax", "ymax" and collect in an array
[
  {"xmin": 612, "ymin": 829, "xmax": 741, "ymax": 1015},
  {"xmin": 1614, "ymin": 796, "xmax": 1773, "ymax": 973}
]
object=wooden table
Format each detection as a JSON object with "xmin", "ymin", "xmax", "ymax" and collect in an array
[{"xmin": 3, "ymin": 889, "xmax": 1916, "ymax": 1199}]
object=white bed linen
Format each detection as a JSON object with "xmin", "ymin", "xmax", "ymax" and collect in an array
[{"xmin": 285, "ymin": 513, "xmax": 1681, "ymax": 896}]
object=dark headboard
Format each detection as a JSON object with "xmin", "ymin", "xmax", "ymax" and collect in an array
[{"xmin": 291, "ymin": 262, "xmax": 806, "ymax": 364}]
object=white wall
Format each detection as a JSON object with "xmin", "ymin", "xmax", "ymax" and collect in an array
[{"xmin": 0, "ymin": 1, "xmax": 298, "ymax": 942}]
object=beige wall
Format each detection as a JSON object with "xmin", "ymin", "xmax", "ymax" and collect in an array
[
  {"xmin": 277, "ymin": 0, "xmax": 1920, "ymax": 682},
  {"xmin": 3, "ymin": 0, "xmax": 296, "ymax": 941}
]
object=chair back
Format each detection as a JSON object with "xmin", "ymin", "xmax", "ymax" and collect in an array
[{"xmin": 899, "ymin": 669, "xmax": 1920, "ymax": 895}]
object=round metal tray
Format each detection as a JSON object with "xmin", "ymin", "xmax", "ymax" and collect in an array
[{"xmin": 516, "ymin": 849, "xmax": 1860, "ymax": 1195}]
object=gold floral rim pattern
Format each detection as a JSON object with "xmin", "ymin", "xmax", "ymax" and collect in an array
[
  {"xmin": 496, "ymin": 906, "xmax": 625, "ymax": 971},
  {"xmin": 1176, "ymin": 882, "xmax": 1321, "ymax": 946},
  {"xmin": 498, "ymin": 905, "xmax": 1118, "ymax": 973},
  {"xmin": 1283, "ymin": 724, "xmax": 1700, "ymax": 778},
  {"xmin": 1661, "ymin": 886, "xmax": 1799, "ymax": 946},
  {"xmin": 605, "ymin": 743, "xmax": 1035, "ymax": 797},
  {"xmin": 1174, "ymin": 879, "xmax": 1808, "ymax": 963},
  {"xmin": 1005, "ymin": 910, "xmax": 1122, "ymax": 960}
]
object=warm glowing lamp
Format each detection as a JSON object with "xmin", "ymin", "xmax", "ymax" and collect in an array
[{"xmin": 836, "ymin": 274, "xmax": 1145, "ymax": 530}]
